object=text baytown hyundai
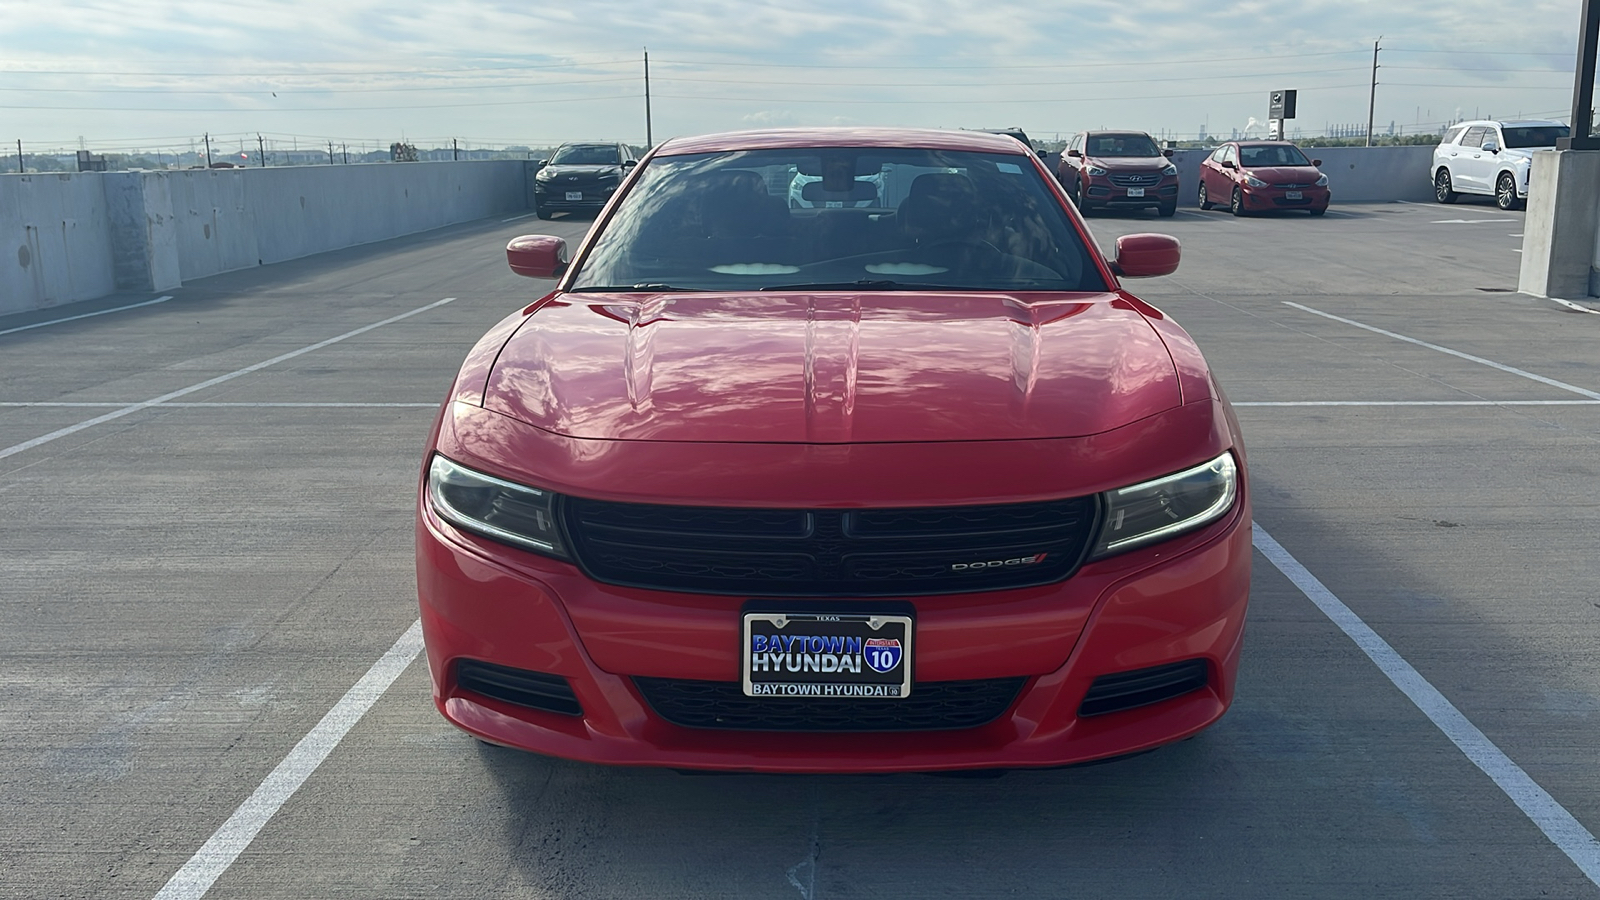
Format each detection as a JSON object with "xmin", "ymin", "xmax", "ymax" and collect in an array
[{"xmin": 416, "ymin": 127, "xmax": 1251, "ymax": 773}]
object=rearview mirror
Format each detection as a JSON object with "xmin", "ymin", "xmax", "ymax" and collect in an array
[
  {"xmin": 1110, "ymin": 233, "xmax": 1181, "ymax": 278},
  {"xmin": 1311, "ymin": 158, "xmax": 1323, "ymax": 167},
  {"xmin": 506, "ymin": 235, "xmax": 568, "ymax": 278},
  {"xmin": 622, "ymin": 159, "xmax": 639, "ymax": 168},
  {"xmin": 1163, "ymin": 148, "xmax": 1174, "ymax": 158},
  {"xmin": 1221, "ymin": 160, "xmax": 1236, "ymax": 170},
  {"xmin": 1067, "ymin": 149, "xmax": 1082, "ymax": 158},
  {"xmin": 1481, "ymin": 140, "xmax": 1500, "ymax": 153}
]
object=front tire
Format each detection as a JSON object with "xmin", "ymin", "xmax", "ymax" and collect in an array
[
  {"xmin": 1495, "ymin": 173, "xmax": 1522, "ymax": 211},
  {"xmin": 1434, "ymin": 169, "xmax": 1459, "ymax": 204},
  {"xmin": 1309, "ymin": 207, "xmax": 1327, "ymax": 217},
  {"xmin": 536, "ymin": 208, "xmax": 554, "ymax": 220},
  {"xmin": 1157, "ymin": 198, "xmax": 1177, "ymax": 217},
  {"xmin": 1198, "ymin": 182, "xmax": 1214, "ymax": 210},
  {"xmin": 1230, "ymin": 187, "xmax": 1246, "ymax": 217}
]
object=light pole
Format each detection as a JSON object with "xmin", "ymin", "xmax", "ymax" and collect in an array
[
  {"xmin": 1558, "ymin": 0, "xmax": 1599, "ymax": 149},
  {"xmin": 1366, "ymin": 37, "xmax": 1382, "ymax": 148}
]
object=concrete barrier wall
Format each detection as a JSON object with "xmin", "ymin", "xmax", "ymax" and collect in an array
[
  {"xmin": 2, "ymin": 160, "xmax": 527, "ymax": 314},
  {"xmin": 3, "ymin": 147, "xmax": 1439, "ymax": 317},
  {"xmin": 0, "ymin": 174, "xmax": 117, "ymax": 315},
  {"xmin": 1165, "ymin": 145, "xmax": 1436, "ymax": 205}
]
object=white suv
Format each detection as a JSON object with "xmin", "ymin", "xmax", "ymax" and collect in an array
[{"xmin": 1431, "ymin": 119, "xmax": 1570, "ymax": 210}]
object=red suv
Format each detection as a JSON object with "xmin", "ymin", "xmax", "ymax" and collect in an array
[
  {"xmin": 419, "ymin": 128, "xmax": 1251, "ymax": 773},
  {"xmin": 1057, "ymin": 131, "xmax": 1179, "ymax": 217}
]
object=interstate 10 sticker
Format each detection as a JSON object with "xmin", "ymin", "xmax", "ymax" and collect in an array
[{"xmin": 742, "ymin": 612, "xmax": 913, "ymax": 699}]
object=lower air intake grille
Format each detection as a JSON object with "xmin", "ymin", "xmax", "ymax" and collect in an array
[
  {"xmin": 1078, "ymin": 659, "xmax": 1209, "ymax": 717},
  {"xmin": 457, "ymin": 660, "xmax": 582, "ymax": 717},
  {"xmin": 562, "ymin": 496, "xmax": 1097, "ymax": 596},
  {"xmin": 635, "ymin": 677, "xmax": 1025, "ymax": 732}
]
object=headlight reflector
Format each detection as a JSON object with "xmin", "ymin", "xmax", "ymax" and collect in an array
[
  {"xmin": 1245, "ymin": 174, "xmax": 1268, "ymax": 187},
  {"xmin": 427, "ymin": 455, "xmax": 569, "ymax": 558},
  {"xmin": 1086, "ymin": 165, "xmax": 1109, "ymax": 176},
  {"xmin": 1315, "ymin": 173, "xmax": 1329, "ymax": 186},
  {"xmin": 1091, "ymin": 452, "xmax": 1238, "ymax": 559},
  {"xmin": 1162, "ymin": 163, "xmax": 1178, "ymax": 176}
]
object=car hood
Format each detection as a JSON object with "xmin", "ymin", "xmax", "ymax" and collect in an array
[
  {"xmin": 539, "ymin": 164, "xmax": 621, "ymax": 178},
  {"xmin": 1242, "ymin": 165, "xmax": 1322, "ymax": 183},
  {"xmin": 482, "ymin": 292, "xmax": 1182, "ymax": 443},
  {"xmin": 1087, "ymin": 156, "xmax": 1170, "ymax": 172}
]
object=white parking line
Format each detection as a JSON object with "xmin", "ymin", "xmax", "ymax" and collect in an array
[
  {"xmin": 501, "ymin": 213, "xmax": 536, "ymax": 223},
  {"xmin": 0, "ymin": 402, "xmax": 438, "ymax": 408},
  {"xmin": 1236, "ymin": 400, "xmax": 1600, "ymax": 407},
  {"xmin": 0, "ymin": 295, "xmax": 173, "ymax": 337},
  {"xmin": 1282, "ymin": 302, "xmax": 1600, "ymax": 401},
  {"xmin": 0, "ymin": 298, "xmax": 456, "ymax": 463},
  {"xmin": 152, "ymin": 620, "xmax": 424, "ymax": 900},
  {"xmin": 1253, "ymin": 525, "xmax": 1600, "ymax": 888}
]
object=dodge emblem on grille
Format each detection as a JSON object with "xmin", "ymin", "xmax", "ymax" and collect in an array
[{"xmin": 951, "ymin": 553, "xmax": 1048, "ymax": 572}]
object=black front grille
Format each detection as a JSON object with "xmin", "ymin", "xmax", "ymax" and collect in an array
[
  {"xmin": 562, "ymin": 496, "xmax": 1098, "ymax": 596},
  {"xmin": 456, "ymin": 660, "xmax": 583, "ymax": 717},
  {"xmin": 635, "ymin": 677, "xmax": 1025, "ymax": 731},
  {"xmin": 1109, "ymin": 172, "xmax": 1162, "ymax": 187},
  {"xmin": 1078, "ymin": 659, "xmax": 1209, "ymax": 717}
]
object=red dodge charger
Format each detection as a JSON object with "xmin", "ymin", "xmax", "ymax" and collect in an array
[{"xmin": 416, "ymin": 127, "xmax": 1251, "ymax": 773}]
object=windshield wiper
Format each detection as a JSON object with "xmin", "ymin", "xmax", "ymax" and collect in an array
[
  {"xmin": 569, "ymin": 283, "xmax": 700, "ymax": 293},
  {"xmin": 759, "ymin": 279, "xmax": 974, "ymax": 292}
]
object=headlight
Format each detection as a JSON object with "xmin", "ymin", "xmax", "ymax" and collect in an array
[
  {"xmin": 1315, "ymin": 173, "xmax": 1329, "ymax": 187},
  {"xmin": 1161, "ymin": 163, "xmax": 1178, "ymax": 176},
  {"xmin": 1086, "ymin": 165, "xmax": 1108, "ymax": 176},
  {"xmin": 1245, "ymin": 174, "xmax": 1267, "ymax": 188},
  {"xmin": 427, "ymin": 455, "xmax": 569, "ymax": 558},
  {"xmin": 1090, "ymin": 452, "xmax": 1238, "ymax": 559},
  {"xmin": 535, "ymin": 167, "xmax": 556, "ymax": 181}
]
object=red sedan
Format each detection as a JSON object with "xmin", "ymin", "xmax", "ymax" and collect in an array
[
  {"xmin": 1199, "ymin": 140, "xmax": 1330, "ymax": 216},
  {"xmin": 417, "ymin": 127, "xmax": 1251, "ymax": 773}
]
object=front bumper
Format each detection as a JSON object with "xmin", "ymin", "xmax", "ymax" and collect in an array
[
  {"xmin": 1240, "ymin": 184, "xmax": 1331, "ymax": 210},
  {"xmin": 1081, "ymin": 174, "xmax": 1180, "ymax": 209},
  {"xmin": 416, "ymin": 480, "xmax": 1252, "ymax": 773}
]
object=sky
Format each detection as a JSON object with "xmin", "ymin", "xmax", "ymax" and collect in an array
[{"xmin": 0, "ymin": 0, "xmax": 1588, "ymax": 158}]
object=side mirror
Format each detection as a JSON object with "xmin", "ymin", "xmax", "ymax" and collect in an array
[
  {"xmin": 506, "ymin": 235, "xmax": 568, "ymax": 278},
  {"xmin": 536, "ymin": 158, "xmax": 549, "ymax": 166},
  {"xmin": 1311, "ymin": 159, "xmax": 1323, "ymax": 167},
  {"xmin": 1221, "ymin": 160, "xmax": 1236, "ymax": 170},
  {"xmin": 622, "ymin": 159, "xmax": 639, "ymax": 168},
  {"xmin": 1163, "ymin": 148, "xmax": 1174, "ymax": 158},
  {"xmin": 1481, "ymin": 140, "xmax": 1500, "ymax": 154},
  {"xmin": 1067, "ymin": 149, "xmax": 1082, "ymax": 158},
  {"xmin": 1110, "ymin": 233, "xmax": 1180, "ymax": 278}
]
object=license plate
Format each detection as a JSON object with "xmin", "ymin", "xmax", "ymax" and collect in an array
[
  {"xmin": 565, "ymin": 191, "xmax": 583, "ymax": 201},
  {"xmin": 1126, "ymin": 187, "xmax": 1145, "ymax": 197},
  {"xmin": 742, "ymin": 612, "xmax": 913, "ymax": 699},
  {"xmin": 1285, "ymin": 191, "xmax": 1303, "ymax": 200}
]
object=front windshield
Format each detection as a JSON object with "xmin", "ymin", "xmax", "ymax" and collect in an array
[
  {"xmin": 570, "ymin": 147, "xmax": 1106, "ymax": 293},
  {"xmin": 1239, "ymin": 144, "xmax": 1312, "ymax": 167},
  {"xmin": 551, "ymin": 144, "xmax": 620, "ymax": 165},
  {"xmin": 1085, "ymin": 134, "xmax": 1160, "ymax": 158},
  {"xmin": 1502, "ymin": 126, "xmax": 1570, "ymax": 149}
]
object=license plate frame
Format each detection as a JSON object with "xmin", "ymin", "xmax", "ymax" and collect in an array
[
  {"xmin": 565, "ymin": 191, "xmax": 583, "ymax": 201},
  {"xmin": 1126, "ymin": 187, "xmax": 1146, "ymax": 197},
  {"xmin": 742, "ymin": 611, "xmax": 913, "ymax": 699}
]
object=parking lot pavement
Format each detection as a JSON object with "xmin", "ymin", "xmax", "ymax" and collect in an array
[{"xmin": 3, "ymin": 204, "xmax": 1599, "ymax": 899}]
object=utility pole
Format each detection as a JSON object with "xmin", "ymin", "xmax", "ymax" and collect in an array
[
  {"xmin": 1366, "ymin": 37, "xmax": 1382, "ymax": 148},
  {"xmin": 452, "ymin": 138, "xmax": 459, "ymax": 161},
  {"xmin": 257, "ymin": 133, "xmax": 266, "ymax": 167},
  {"xmin": 204, "ymin": 132, "xmax": 213, "ymax": 167},
  {"xmin": 328, "ymin": 141, "xmax": 335, "ymax": 165},
  {"xmin": 16, "ymin": 139, "xmax": 22, "ymax": 173},
  {"xmin": 644, "ymin": 47, "xmax": 653, "ymax": 148},
  {"xmin": 342, "ymin": 143, "xmax": 348, "ymax": 164}
]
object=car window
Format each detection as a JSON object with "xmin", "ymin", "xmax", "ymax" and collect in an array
[
  {"xmin": 1223, "ymin": 145, "xmax": 1238, "ymax": 165},
  {"xmin": 1209, "ymin": 146, "xmax": 1227, "ymax": 162},
  {"xmin": 1460, "ymin": 127, "xmax": 1488, "ymax": 149},
  {"xmin": 551, "ymin": 144, "xmax": 621, "ymax": 165},
  {"xmin": 570, "ymin": 147, "xmax": 1107, "ymax": 293},
  {"xmin": 1239, "ymin": 145, "xmax": 1311, "ymax": 167},
  {"xmin": 1084, "ymin": 134, "xmax": 1160, "ymax": 157},
  {"xmin": 1501, "ymin": 126, "xmax": 1571, "ymax": 148},
  {"xmin": 1442, "ymin": 125, "xmax": 1468, "ymax": 145}
]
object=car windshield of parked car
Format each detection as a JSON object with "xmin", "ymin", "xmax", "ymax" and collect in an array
[
  {"xmin": 551, "ymin": 145, "xmax": 619, "ymax": 165},
  {"xmin": 569, "ymin": 147, "xmax": 1108, "ymax": 293},
  {"xmin": 1085, "ymin": 134, "xmax": 1161, "ymax": 157},
  {"xmin": 1501, "ymin": 126, "xmax": 1570, "ymax": 149},
  {"xmin": 1239, "ymin": 145, "xmax": 1312, "ymax": 167}
]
